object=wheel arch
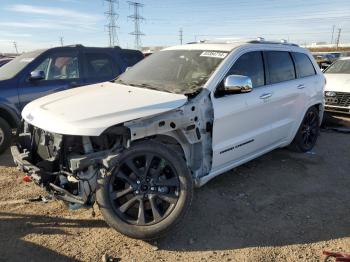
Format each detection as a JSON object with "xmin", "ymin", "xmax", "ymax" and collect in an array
[
  {"xmin": 0, "ymin": 106, "xmax": 20, "ymax": 128},
  {"xmin": 131, "ymin": 133, "xmax": 190, "ymax": 167},
  {"xmin": 312, "ymin": 103, "xmax": 324, "ymax": 125}
]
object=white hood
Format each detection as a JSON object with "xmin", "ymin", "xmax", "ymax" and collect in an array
[
  {"xmin": 325, "ymin": 73, "xmax": 350, "ymax": 92},
  {"xmin": 22, "ymin": 82, "xmax": 187, "ymax": 136}
]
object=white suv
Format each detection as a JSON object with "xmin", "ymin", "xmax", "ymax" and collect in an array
[{"xmin": 12, "ymin": 39, "xmax": 325, "ymax": 239}]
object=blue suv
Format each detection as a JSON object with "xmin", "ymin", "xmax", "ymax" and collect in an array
[{"xmin": 0, "ymin": 45, "xmax": 143, "ymax": 153}]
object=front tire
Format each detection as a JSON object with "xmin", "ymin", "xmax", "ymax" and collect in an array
[
  {"xmin": 0, "ymin": 117, "xmax": 12, "ymax": 154},
  {"xmin": 96, "ymin": 141, "xmax": 193, "ymax": 239},
  {"xmin": 290, "ymin": 106, "xmax": 320, "ymax": 152}
]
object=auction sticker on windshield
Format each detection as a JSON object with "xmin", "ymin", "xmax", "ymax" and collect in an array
[{"xmin": 200, "ymin": 51, "xmax": 228, "ymax": 59}]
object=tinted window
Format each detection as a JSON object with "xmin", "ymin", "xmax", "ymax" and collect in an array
[
  {"xmin": 34, "ymin": 54, "xmax": 80, "ymax": 80},
  {"xmin": 120, "ymin": 50, "xmax": 144, "ymax": 67},
  {"xmin": 85, "ymin": 53, "xmax": 116, "ymax": 79},
  {"xmin": 226, "ymin": 51, "xmax": 265, "ymax": 87},
  {"xmin": 293, "ymin": 52, "xmax": 315, "ymax": 78},
  {"xmin": 265, "ymin": 51, "xmax": 295, "ymax": 84}
]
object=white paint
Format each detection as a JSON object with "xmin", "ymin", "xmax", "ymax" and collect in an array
[
  {"xmin": 22, "ymin": 82, "xmax": 187, "ymax": 136},
  {"xmin": 324, "ymin": 74, "xmax": 350, "ymax": 93}
]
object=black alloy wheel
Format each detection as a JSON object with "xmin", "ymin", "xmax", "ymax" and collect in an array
[
  {"xmin": 97, "ymin": 141, "xmax": 193, "ymax": 239},
  {"xmin": 109, "ymin": 152, "xmax": 180, "ymax": 226},
  {"xmin": 300, "ymin": 109, "xmax": 319, "ymax": 148},
  {"xmin": 291, "ymin": 106, "xmax": 320, "ymax": 152}
]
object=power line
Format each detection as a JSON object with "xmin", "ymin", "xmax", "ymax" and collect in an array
[
  {"xmin": 179, "ymin": 28, "xmax": 183, "ymax": 45},
  {"xmin": 127, "ymin": 1, "xmax": 145, "ymax": 50},
  {"xmin": 13, "ymin": 41, "xmax": 18, "ymax": 54},
  {"xmin": 105, "ymin": 0, "xmax": 119, "ymax": 47}
]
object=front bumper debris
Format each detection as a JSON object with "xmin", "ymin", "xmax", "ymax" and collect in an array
[{"xmin": 11, "ymin": 145, "xmax": 40, "ymax": 173}]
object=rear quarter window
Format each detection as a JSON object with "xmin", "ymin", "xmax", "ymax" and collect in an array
[
  {"xmin": 265, "ymin": 51, "xmax": 295, "ymax": 84},
  {"xmin": 292, "ymin": 52, "xmax": 316, "ymax": 78},
  {"xmin": 120, "ymin": 50, "xmax": 144, "ymax": 67}
]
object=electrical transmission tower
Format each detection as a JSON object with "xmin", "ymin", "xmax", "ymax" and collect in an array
[
  {"xmin": 336, "ymin": 28, "xmax": 342, "ymax": 49},
  {"xmin": 127, "ymin": 1, "xmax": 145, "ymax": 50},
  {"xmin": 104, "ymin": 0, "xmax": 119, "ymax": 47},
  {"xmin": 13, "ymin": 41, "xmax": 18, "ymax": 54},
  {"xmin": 179, "ymin": 28, "xmax": 183, "ymax": 45},
  {"xmin": 60, "ymin": 36, "xmax": 64, "ymax": 46},
  {"xmin": 330, "ymin": 25, "xmax": 335, "ymax": 44}
]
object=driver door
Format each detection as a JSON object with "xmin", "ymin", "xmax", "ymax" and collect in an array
[{"xmin": 18, "ymin": 50, "xmax": 83, "ymax": 110}]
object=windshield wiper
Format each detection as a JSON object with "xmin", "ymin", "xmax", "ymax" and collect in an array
[{"xmin": 128, "ymin": 83, "xmax": 173, "ymax": 93}]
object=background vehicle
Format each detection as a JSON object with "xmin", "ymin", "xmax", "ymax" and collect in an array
[
  {"xmin": 0, "ymin": 57, "xmax": 14, "ymax": 67},
  {"xmin": 324, "ymin": 57, "xmax": 350, "ymax": 115},
  {"xmin": 12, "ymin": 40, "xmax": 324, "ymax": 240},
  {"xmin": 312, "ymin": 53, "xmax": 336, "ymax": 69},
  {"xmin": 0, "ymin": 45, "xmax": 143, "ymax": 153},
  {"xmin": 340, "ymin": 51, "xmax": 350, "ymax": 58}
]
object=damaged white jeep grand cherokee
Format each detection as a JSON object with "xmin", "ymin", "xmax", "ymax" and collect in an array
[{"xmin": 12, "ymin": 40, "xmax": 325, "ymax": 239}]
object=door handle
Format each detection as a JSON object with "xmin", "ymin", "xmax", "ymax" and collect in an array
[
  {"xmin": 260, "ymin": 93, "xmax": 272, "ymax": 99},
  {"xmin": 297, "ymin": 84, "xmax": 305, "ymax": 89}
]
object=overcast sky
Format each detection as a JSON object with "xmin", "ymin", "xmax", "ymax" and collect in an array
[{"xmin": 0, "ymin": 0, "xmax": 349, "ymax": 53}]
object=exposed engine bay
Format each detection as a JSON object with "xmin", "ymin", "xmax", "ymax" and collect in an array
[{"xmin": 14, "ymin": 121, "xmax": 129, "ymax": 209}]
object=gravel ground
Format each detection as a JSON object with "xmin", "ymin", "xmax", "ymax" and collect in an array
[{"xmin": 0, "ymin": 113, "xmax": 349, "ymax": 262}]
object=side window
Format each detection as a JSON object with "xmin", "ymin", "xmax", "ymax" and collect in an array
[
  {"xmin": 265, "ymin": 51, "xmax": 295, "ymax": 84},
  {"xmin": 34, "ymin": 54, "xmax": 80, "ymax": 80},
  {"xmin": 292, "ymin": 52, "xmax": 316, "ymax": 78},
  {"xmin": 85, "ymin": 53, "xmax": 116, "ymax": 79},
  {"xmin": 226, "ymin": 51, "xmax": 265, "ymax": 88}
]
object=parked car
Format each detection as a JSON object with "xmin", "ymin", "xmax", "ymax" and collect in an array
[
  {"xmin": 12, "ymin": 39, "xmax": 324, "ymax": 239},
  {"xmin": 312, "ymin": 53, "xmax": 336, "ymax": 69},
  {"xmin": 340, "ymin": 51, "xmax": 350, "ymax": 58},
  {"xmin": 324, "ymin": 57, "xmax": 350, "ymax": 114},
  {"xmin": 0, "ymin": 45, "xmax": 143, "ymax": 153},
  {"xmin": 0, "ymin": 57, "xmax": 14, "ymax": 67}
]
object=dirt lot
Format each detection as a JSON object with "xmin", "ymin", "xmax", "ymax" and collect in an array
[{"xmin": 0, "ymin": 113, "xmax": 350, "ymax": 262}]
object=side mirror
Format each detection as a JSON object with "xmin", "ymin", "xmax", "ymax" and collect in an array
[
  {"xmin": 223, "ymin": 75, "xmax": 253, "ymax": 94},
  {"xmin": 29, "ymin": 70, "xmax": 45, "ymax": 81}
]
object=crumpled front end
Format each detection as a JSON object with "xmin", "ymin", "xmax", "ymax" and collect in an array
[{"xmin": 11, "ymin": 121, "xmax": 128, "ymax": 208}]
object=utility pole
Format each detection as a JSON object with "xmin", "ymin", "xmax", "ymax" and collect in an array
[
  {"xmin": 104, "ymin": 0, "xmax": 119, "ymax": 47},
  {"xmin": 13, "ymin": 41, "xmax": 18, "ymax": 54},
  {"xmin": 330, "ymin": 25, "xmax": 335, "ymax": 44},
  {"xmin": 179, "ymin": 28, "xmax": 183, "ymax": 45},
  {"xmin": 336, "ymin": 28, "xmax": 341, "ymax": 49},
  {"xmin": 127, "ymin": 1, "xmax": 145, "ymax": 50},
  {"xmin": 60, "ymin": 36, "xmax": 64, "ymax": 47}
]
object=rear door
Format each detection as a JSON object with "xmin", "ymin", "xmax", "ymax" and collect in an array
[
  {"xmin": 261, "ymin": 50, "xmax": 302, "ymax": 142},
  {"xmin": 82, "ymin": 51, "xmax": 121, "ymax": 85},
  {"xmin": 18, "ymin": 50, "xmax": 83, "ymax": 110}
]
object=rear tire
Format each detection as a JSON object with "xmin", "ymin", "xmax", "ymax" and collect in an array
[
  {"xmin": 290, "ymin": 107, "xmax": 320, "ymax": 152},
  {"xmin": 96, "ymin": 141, "xmax": 193, "ymax": 239},
  {"xmin": 0, "ymin": 117, "xmax": 12, "ymax": 154}
]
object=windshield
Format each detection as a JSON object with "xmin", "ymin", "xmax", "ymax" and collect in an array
[
  {"xmin": 116, "ymin": 50, "xmax": 228, "ymax": 95},
  {"xmin": 0, "ymin": 50, "xmax": 43, "ymax": 80},
  {"xmin": 325, "ymin": 59, "xmax": 350, "ymax": 74}
]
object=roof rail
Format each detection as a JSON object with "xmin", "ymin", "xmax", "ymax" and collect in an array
[
  {"xmin": 248, "ymin": 37, "xmax": 299, "ymax": 47},
  {"xmin": 187, "ymin": 37, "xmax": 299, "ymax": 47},
  {"xmin": 62, "ymin": 44, "xmax": 84, "ymax": 48}
]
